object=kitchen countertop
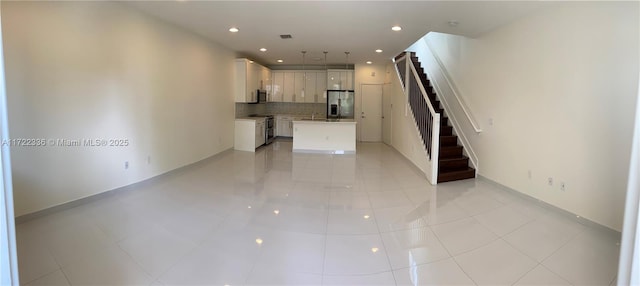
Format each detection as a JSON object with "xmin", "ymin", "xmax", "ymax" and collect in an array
[
  {"xmin": 292, "ymin": 118, "xmax": 356, "ymax": 124},
  {"xmin": 237, "ymin": 114, "xmax": 312, "ymax": 118},
  {"xmin": 235, "ymin": 117, "xmax": 265, "ymax": 121}
]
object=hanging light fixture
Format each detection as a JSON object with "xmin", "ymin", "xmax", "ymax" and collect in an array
[
  {"xmin": 344, "ymin": 51, "xmax": 350, "ymax": 99},
  {"xmin": 345, "ymin": 51, "xmax": 349, "ymax": 70},
  {"xmin": 301, "ymin": 51, "xmax": 306, "ymax": 98},
  {"xmin": 323, "ymin": 51, "xmax": 328, "ymax": 99}
]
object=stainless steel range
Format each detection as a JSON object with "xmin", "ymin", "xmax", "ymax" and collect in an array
[{"xmin": 250, "ymin": 114, "xmax": 275, "ymax": 145}]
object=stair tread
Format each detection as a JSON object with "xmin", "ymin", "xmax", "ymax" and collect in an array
[
  {"xmin": 438, "ymin": 156, "xmax": 470, "ymax": 172},
  {"xmin": 440, "ymin": 145, "xmax": 462, "ymax": 150},
  {"xmin": 439, "ymin": 167, "xmax": 475, "ymax": 176},
  {"xmin": 439, "ymin": 155, "xmax": 469, "ymax": 162},
  {"xmin": 440, "ymin": 138, "xmax": 457, "ymax": 142},
  {"xmin": 437, "ymin": 167, "xmax": 476, "ymax": 183}
]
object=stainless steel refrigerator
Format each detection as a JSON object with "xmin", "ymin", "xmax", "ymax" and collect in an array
[{"xmin": 326, "ymin": 90, "xmax": 354, "ymax": 119}]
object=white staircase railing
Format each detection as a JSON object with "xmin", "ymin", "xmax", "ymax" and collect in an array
[{"xmin": 393, "ymin": 52, "xmax": 440, "ymax": 184}]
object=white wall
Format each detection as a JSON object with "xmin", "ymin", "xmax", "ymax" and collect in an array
[
  {"xmin": 0, "ymin": 5, "xmax": 19, "ymax": 284},
  {"xmin": 618, "ymin": 75, "xmax": 640, "ymax": 286},
  {"xmin": 421, "ymin": 2, "xmax": 639, "ymax": 231},
  {"xmin": 2, "ymin": 1, "xmax": 236, "ymax": 216}
]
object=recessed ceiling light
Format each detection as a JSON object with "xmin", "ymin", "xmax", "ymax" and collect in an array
[
  {"xmin": 391, "ymin": 26, "xmax": 402, "ymax": 31},
  {"xmin": 259, "ymin": 48, "xmax": 267, "ymax": 52},
  {"xmin": 249, "ymin": 60, "xmax": 254, "ymax": 63},
  {"xmin": 447, "ymin": 21, "xmax": 459, "ymax": 27},
  {"xmin": 375, "ymin": 49, "xmax": 383, "ymax": 53},
  {"xmin": 277, "ymin": 59, "xmax": 284, "ymax": 63},
  {"xmin": 366, "ymin": 61, "xmax": 372, "ymax": 65},
  {"xmin": 229, "ymin": 27, "xmax": 239, "ymax": 33}
]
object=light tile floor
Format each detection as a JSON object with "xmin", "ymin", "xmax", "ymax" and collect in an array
[{"xmin": 16, "ymin": 141, "xmax": 621, "ymax": 285}]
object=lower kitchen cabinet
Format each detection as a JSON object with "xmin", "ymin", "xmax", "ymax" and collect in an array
[
  {"xmin": 276, "ymin": 116, "xmax": 293, "ymax": 137},
  {"xmin": 235, "ymin": 118, "xmax": 266, "ymax": 152},
  {"xmin": 255, "ymin": 120, "xmax": 265, "ymax": 147}
]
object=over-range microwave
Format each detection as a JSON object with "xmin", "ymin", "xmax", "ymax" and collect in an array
[{"xmin": 249, "ymin": 90, "xmax": 267, "ymax": 104}]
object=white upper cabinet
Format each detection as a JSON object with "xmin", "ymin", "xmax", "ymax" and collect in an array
[
  {"xmin": 235, "ymin": 58, "xmax": 270, "ymax": 103},
  {"xmin": 346, "ymin": 70, "xmax": 354, "ymax": 90},
  {"xmin": 273, "ymin": 70, "xmax": 305, "ymax": 103},
  {"xmin": 327, "ymin": 70, "xmax": 341, "ymax": 90},
  {"xmin": 270, "ymin": 70, "xmax": 328, "ymax": 103},
  {"xmin": 294, "ymin": 72, "xmax": 305, "ymax": 103},
  {"xmin": 326, "ymin": 69, "xmax": 354, "ymax": 90},
  {"xmin": 282, "ymin": 72, "xmax": 295, "ymax": 102},
  {"xmin": 270, "ymin": 71, "xmax": 284, "ymax": 102},
  {"xmin": 235, "ymin": 59, "xmax": 253, "ymax": 103},
  {"xmin": 304, "ymin": 71, "xmax": 317, "ymax": 103},
  {"xmin": 261, "ymin": 66, "xmax": 271, "ymax": 99},
  {"xmin": 302, "ymin": 71, "xmax": 327, "ymax": 103},
  {"xmin": 315, "ymin": 71, "xmax": 327, "ymax": 103}
]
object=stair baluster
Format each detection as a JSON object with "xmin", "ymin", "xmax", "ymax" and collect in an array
[{"xmin": 394, "ymin": 52, "xmax": 476, "ymax": 183}]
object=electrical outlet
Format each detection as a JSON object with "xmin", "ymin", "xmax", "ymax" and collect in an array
[
  {"xmin": 548, "ymin": 177, "xmax": 553, "ymax": 186},
  {"xmin": 560, "ymin": 182, "xmax": 566, "ymax": 191},
  {"xmin": 125, "ymin": 161, "xmax": 129, "ymax": 169}
]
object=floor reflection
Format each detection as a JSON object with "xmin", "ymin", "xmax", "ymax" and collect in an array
[{"xmin": 15, "ymin": 139, "xmax": 619, "ymax": 285}]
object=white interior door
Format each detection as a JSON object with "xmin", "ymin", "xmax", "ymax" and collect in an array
[{"xmin": 360, "ymin": 84, "xmax": 383, "ymax": 142}]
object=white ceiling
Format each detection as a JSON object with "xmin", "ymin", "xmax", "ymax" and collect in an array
[{"xmin": 125, "ymin": 1, "xmax": 552, "ymax": 67}]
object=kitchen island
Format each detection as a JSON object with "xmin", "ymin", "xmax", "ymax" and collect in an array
[{"xmin": 292, "ymin": 119, "xmax": 356, "ymax": 154}]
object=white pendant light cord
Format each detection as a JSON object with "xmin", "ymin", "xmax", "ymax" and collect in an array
[
  {"xmin": 345, "ymin": 52, "xmax": 350, "ymax": 99},
  {"xmin": 345, "ymin": 51, "xmax": 349, "ymax": 71},
  {"xmin": 323, "ymin": 51, "xmax": 328, "ymax": 99},
  {"xmin": 301, "ymin": 51, "xmax": 306, "ymax": 98}
]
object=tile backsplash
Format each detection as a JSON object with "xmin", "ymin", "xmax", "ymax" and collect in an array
[{"xmin": 236, "ymin": 103, "xmax": 326, "ymax": 118}]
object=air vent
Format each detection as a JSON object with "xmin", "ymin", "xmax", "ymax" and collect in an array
[{"xmin": 280, "ymin": 34, "xmax": 293, "ymax": 39}]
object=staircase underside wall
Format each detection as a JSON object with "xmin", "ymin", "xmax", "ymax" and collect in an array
[{"xmin": 384, "ymin": 64, "xmax": 435, "ymax": 184}]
